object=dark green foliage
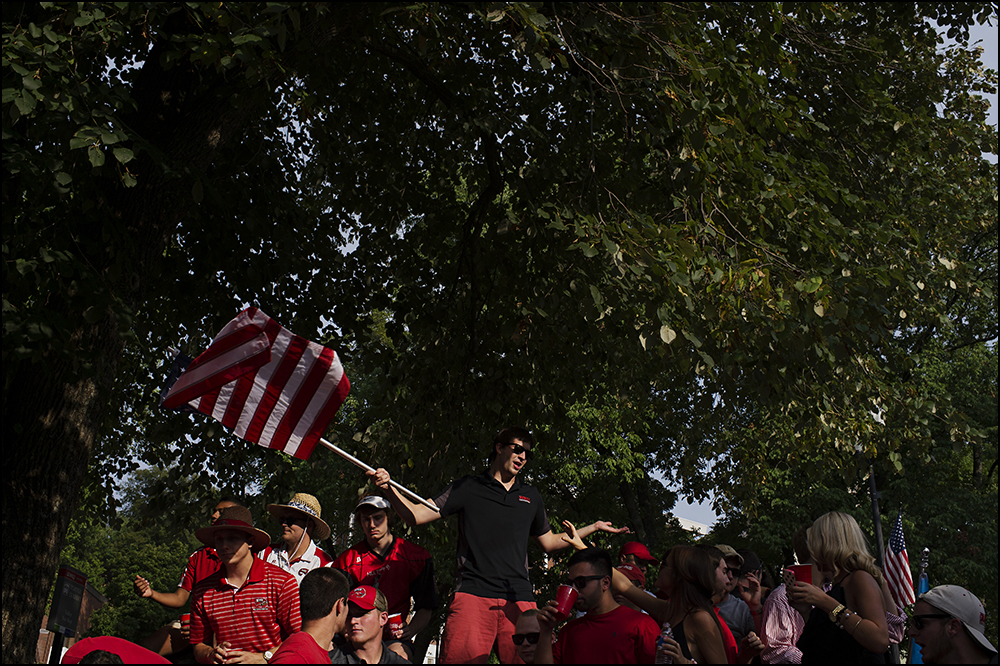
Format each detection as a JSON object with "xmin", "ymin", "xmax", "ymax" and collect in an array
[{"xmin": 4, "ymin": 3, "xmax": 997, "ymax": 660}]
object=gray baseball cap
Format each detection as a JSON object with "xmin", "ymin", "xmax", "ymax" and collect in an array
[{"xmin": 920, "ymin": 585, "xmax": 996, "ymax": 655}]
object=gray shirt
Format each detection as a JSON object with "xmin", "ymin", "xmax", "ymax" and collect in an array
[{"xmin": 717, "ymin": 592, "xmax": 756, "ymax": 646}]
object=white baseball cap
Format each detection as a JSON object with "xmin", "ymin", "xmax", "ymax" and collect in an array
[{"xmin": 920, "ymin": 585, "xmax": 996, "ymax": 655}]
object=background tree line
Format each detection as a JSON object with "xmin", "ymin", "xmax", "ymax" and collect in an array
[{"xmin": 4, "ymin": 2, "xmax": 996, "ymax": 661}]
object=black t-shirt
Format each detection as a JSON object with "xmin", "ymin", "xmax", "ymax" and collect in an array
[{"xmin": 434, "ymin": 472, "xmax": 551, "ymax": 601}]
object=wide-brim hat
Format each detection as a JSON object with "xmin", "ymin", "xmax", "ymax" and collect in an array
[
  {"xmin": 920, "ymin": 585, "xmax": 997, "ymax": 655},
  {"xmin": 267, "ymin": 492, "xmax": 331, "ymax": 541},
  {"xmin": 195, "ymin": 506, "xmax": 271, "ymax": 551}
]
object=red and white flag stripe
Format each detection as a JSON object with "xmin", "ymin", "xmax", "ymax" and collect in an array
[
  {"xmin": 883, "ymin": 512, "xmax": 916, "ymax": 611},
  {"xmin": 162, "ymin": 308, "xmax": 350, "ymax": 460}
]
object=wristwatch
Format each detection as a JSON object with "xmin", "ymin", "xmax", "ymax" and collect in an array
[
  {"xmin": 264, "ymin": 650, "xmax": 274, "ymax": 662},
  {"xmin": 828, "ymin": 604, "xmax": 847, "ymax": 623}
]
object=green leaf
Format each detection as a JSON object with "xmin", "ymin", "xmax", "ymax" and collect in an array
[
  {"xmin": 113, "ymin": 147, "xmax": 134, "ymax": 164},
  {"xmin": 88, "ymin": 145, "xmax": 105, "ymax": 167}
]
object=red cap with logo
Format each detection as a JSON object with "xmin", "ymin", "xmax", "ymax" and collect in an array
[{"xmin": 349, "ymin": 585, "xmax": 388, "ymax": 613}]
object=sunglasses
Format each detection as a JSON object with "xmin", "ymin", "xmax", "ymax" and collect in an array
[
  {"xmin": 508, "ymin": 443, "xmax": 534, "ymax": 460},
  {"xmin": 279, "ymin": 515, "xmax": 307, "ymax": 526},
  {"xmin": 566, "ymin": 574, "xmax": 606, "ymax": 590},
  {"xmin": 512, "ymin": 632, "xmax": 540, "ymax": 646},
  {"xmin": 910, "ymin": 614, "xmax": 952, "ymax": 630}
]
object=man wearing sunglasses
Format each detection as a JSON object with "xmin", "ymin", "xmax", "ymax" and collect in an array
[
  {"xmin": 369, "ymin": 427, "xmax": 628, "ymax": 664},
  {"xmin": 908, "ymin": 585, "xmax": 996, "ymax": 664},
  {"xmin": 535, "ymin": 547, "xmax": 660, "ymax": 663},
  {"xmin": 261, "ymin": 492, "xmax": 334, "ymax": 585},
  {"xmin": 513, "ymin": 609, "xmax": 544, "ymax": 664}
]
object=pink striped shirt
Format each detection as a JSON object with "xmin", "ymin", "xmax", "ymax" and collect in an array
[{"xmin": 762, "ymin": 584, "xmax": 804, "ymax": 663}]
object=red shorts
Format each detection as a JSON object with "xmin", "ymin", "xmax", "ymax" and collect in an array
[{"xmin": 438, "ymin": 592, "xmax": 536, "ymax": 664}]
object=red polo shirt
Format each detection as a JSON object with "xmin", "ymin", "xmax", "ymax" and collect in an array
[
  {"xmin": 190, "ymin": 557, "xmax": 301, "ymax": 654},
  {"xmin": 178, "ymin": 546, "xmax": 223, "ymax": 592}
]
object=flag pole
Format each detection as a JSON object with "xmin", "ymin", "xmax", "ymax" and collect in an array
[{"xmin": 319, "ymin": 438, "xmax": 440, "ymax": 513}]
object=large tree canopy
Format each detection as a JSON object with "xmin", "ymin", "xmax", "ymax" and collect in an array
[{"xmin": 3, "ymin": 2, "xmax": 996, "ymax": 661}]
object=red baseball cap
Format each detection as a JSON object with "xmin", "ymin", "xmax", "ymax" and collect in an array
[
  {"xmin": 348, "ymin": 585, "xmax": 388, "ymax": 613},
  {"xmin": 619, "ymin": 541, "xmax": 659, "ymax": 565}
]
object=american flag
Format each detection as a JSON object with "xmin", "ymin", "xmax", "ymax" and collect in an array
[
  {"xmin": 883, "ymin": 511, "xmax": 915, "ymax": 610},
  {"xmin": 162, "ymin": 307, "xmax": 350, "ymax": 460}
]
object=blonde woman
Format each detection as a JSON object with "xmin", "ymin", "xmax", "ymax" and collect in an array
[{"xmin": 787, "ymin": 511, "xmax": 890, "ymax": 663}]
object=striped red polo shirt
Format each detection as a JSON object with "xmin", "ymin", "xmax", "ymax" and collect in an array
[{"xmin": 190, "ymin": 557, "xmax": 301, "ymax": 654}]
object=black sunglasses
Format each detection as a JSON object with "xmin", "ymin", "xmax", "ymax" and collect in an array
[
  {"xmin": 512, "ymin": 632, "xmax": 540, "ymax": 646},
  {"xmin": 508, "ymin": 443, "xmax": 534, "ymax": 460},
  {"xmin": 911, "ymin": 614, "xmax": 952, "ymax": 630},
  {"xmin": 567, "ymin": 574, "xmax": 606, "ymax": 590}
]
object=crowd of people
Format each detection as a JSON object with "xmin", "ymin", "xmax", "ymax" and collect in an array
[{"xmin": 62, "ymin": 427, "xmax": 995, "ymax": 665}]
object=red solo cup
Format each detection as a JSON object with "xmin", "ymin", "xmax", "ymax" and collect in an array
[
  {"xmin": 180, "ymin": 613, "xmax": 191, "ymax": 626},
  {"xmin": 786, "ymin": 564, "xmax": 812, "ymax": 586},
  {"xmin": 388, "ymin": 613, "xmax": 404, "ymax": 633},
  {"xmin": 553, "ymin": 584, "xmax": 579, "ymax": 621}
]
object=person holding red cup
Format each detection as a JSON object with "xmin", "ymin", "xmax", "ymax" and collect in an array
[{"xmin": 535, "ymin": 547, "xmax": 661, "ymax": 664}]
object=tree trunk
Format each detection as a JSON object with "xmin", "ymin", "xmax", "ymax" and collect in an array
[{"xmin": 1, "ymin": 6, "xmax": 373, "ymax": 661}]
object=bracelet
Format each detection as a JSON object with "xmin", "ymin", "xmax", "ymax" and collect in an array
[
  {"xmin": 847, "ymin": 614, "xmax": 863, "ymax": 634},
  {"xmin": 829, "ymin": 604, "xmax": 847, "ymax": 624}
]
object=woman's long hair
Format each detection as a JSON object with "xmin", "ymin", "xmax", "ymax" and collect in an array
[
  {"xmin": 807, "ymin": 512, "xmax": 884, "ymax": 584},
  {"xmin": 662, "ymin": 545, "xmax": 724, "ymax": 631}
]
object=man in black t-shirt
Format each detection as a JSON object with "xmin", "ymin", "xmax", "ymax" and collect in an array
[{"xmin": 370, "ymin": 427, "xmax": 627, "ymax": 664}]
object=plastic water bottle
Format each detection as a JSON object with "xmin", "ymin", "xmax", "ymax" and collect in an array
[{"xmin": 655, "ymin": 621, "xmax": 674, "ymax": 664}]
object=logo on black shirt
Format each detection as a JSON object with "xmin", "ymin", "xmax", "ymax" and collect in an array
[{"xmin": 518, "ymin": 495, "xmax": 531, "ymax": 504}]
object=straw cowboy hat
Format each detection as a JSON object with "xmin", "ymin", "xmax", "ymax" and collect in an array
[{"xmin": 266, "ymin": 492, "xmax": 331, "ymax": 541}]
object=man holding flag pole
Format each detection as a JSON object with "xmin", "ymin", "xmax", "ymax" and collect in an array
[{"xmin": 369, "ymin": 427, "xmax": 630, "ymax": 664}]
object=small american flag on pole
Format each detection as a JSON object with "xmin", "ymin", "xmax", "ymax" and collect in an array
[
  {"xmin": 162, "ymin": 307, "xmax": 350, "ymax": 460},
  {"xmin": 884, "ymin": 511, "xmax": 916, "ymax": 610}
]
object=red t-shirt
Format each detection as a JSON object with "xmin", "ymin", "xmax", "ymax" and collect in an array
[
  {"xmin": 178, "ymin": 546, "xmax": 222, "ymax": 591},
  {"xmin": 269, "ymin": 631, "xmax": 330, "ymax": 664},
  {"xmin": 553, "ymin": 604, "xmax": 660, "ymax": 664},
  {"xmin": 190, "ymin": 558, "xmax": 301, "ymax": 654},
  {"xmin": 332, "ymin": 536, "xmax": 437, "ymax": 638},
  {"xmin": 714, "ymin": 605, "xmax": 739, "ymax": 664}
]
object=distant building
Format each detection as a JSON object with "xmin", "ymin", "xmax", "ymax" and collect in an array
[{"xmin": 676, "ymin": 516, "xmax": 710, "ymax": 537}]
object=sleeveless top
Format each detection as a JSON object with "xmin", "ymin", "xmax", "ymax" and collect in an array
[
  {"xmin": 796, "ymin": 576, "xmax": 886, "ymax": 664},
  {"xmin": 673, "ymin": 620, "xmax": 695, "ymax": 661}
]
